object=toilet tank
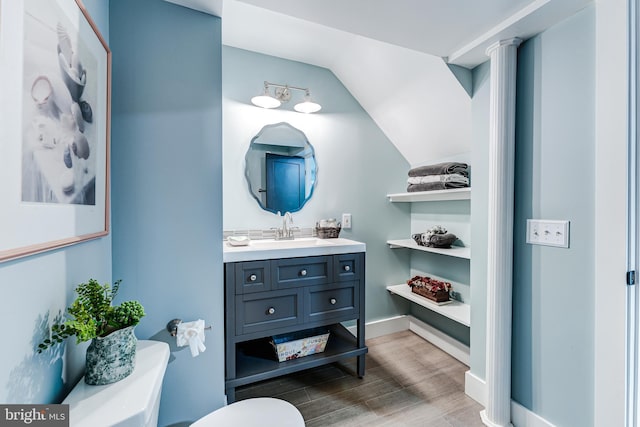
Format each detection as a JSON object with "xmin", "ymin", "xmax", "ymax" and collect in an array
[{"xmin": 63, "ymin": 340, "xmax": 170, "ymax": 427}]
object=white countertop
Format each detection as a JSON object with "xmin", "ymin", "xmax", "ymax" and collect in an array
[{"xmin": 223, "ymin": 237, "xmax": 366, "ymax": 262}]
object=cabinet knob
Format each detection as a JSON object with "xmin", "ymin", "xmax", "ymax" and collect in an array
[
  {"xmin": 300, "ymin": 269, "xmax": 308, "ymax": 276},
  {"xmin": 330, "ymin": 298, "xmax": 337, "ymax": 305},
  {"xmin": 267, "ymin": 307, "xmax": 276, "ymax": 315},
  {"xmin": 249, "ymin": 274, "xmax": 257, "ymax": 282},
  {"xmin": 344, "ymin": 265, "xmax": 351, "ymax": 272}
]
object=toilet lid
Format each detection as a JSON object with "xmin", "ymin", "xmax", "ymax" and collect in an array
[{"xmin": 192, "ymin": 398, "xmax": 304, "ymax": 427}]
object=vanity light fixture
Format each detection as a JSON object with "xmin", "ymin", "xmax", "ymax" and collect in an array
[{"xmin": 251, "ymin": 81, "xmax": 322, "ymax": 113}]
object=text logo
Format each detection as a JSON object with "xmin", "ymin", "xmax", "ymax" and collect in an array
[{"xmin": 0, "ymin": 405, "xmax": 68, "ymax": 426}]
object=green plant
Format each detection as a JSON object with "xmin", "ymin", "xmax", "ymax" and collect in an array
[{"xmin": 38, "ymin": 279, "xmax": 145, "ymax": 353}]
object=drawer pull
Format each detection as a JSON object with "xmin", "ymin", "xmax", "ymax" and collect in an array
[
  {"xmin": 300, "ymin": 269, "xmax": 308, "ymax": 276},
  {"xmin": 249, "ymin": 274, "xmax": 257, "ymax": 282},
  {"xmin": 344, "ymin": 265, "xmax": 351, "ymax": 272},
  {"xmin": 267, "ymin": 307, "xmax": 276, "ymax": 315},
  {"xmin": 330, "ymin": 298, "xmax": 337, "ymax": 305}
]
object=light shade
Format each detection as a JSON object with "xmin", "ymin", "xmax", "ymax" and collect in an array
[
  {"xmin": 294, "ymin": 95, "xmax": 322, "ymax": 113},
  {"xmin": 251, "ymin": 88, "xmax": 281, "ymax": 109}
]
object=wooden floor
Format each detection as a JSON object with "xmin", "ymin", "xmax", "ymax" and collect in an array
[{"xmin": 236, "ymin": 330, "xmax": 485, "ymax": 426}]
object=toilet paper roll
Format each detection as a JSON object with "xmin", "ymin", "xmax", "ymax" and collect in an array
[{"xmin": 176, "ymin": 319, "xmax": 206, "ymax": 357}]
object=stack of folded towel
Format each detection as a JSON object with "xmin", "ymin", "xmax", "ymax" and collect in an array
[{"xmin": 407, "ymin": 162, "xmax": 470, "ymax": 192}]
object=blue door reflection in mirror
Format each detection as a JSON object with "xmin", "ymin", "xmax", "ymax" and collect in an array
[
  {"xmin": 266, "ymin": 154, "xmax": 305, "ymax": 213},
  {"xmin": 245, "ymin": 123, "xmax": 317, "ymax": 214}
]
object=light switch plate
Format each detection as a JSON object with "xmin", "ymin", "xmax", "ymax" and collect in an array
[
  {"xmin": 342, "ymin": 213, "xmax": 352, "ymax": 229},
  {"xmin": 526, "ymin": 219, "xmax": 570, "ymax": 248}
]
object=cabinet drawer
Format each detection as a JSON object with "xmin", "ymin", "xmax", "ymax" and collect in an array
[
  {"xmin": 334, "ymin": 253, "xmax": 362, "ymax": 282},
  {"xmin": 272, "ymin": 256, "xmax": 333, "ymax": 289},
  {"xmin": 306, "ymin": 282, "xmax": 358, "ymax": 322},
  {"xmin": 235, "ymin": 261, "xmax": 271, "ymax": 294},
  {"xmin": 236, "ymin": 289, "xmax": 302, "ymax": 335}
]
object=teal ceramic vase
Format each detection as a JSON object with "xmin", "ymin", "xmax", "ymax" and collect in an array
[{"xmin": 84, "ymin": 326, "xmax": 137, "ymax": 385}]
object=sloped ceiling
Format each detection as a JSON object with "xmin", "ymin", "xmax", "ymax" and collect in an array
[{"xmin": 165, "ymin": 0, "xmax": 592, "ymax": 165}]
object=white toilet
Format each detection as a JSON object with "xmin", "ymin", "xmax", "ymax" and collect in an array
[{"xmin": 63, "ymin": 340, "xmax": 305, "ymax": 427}]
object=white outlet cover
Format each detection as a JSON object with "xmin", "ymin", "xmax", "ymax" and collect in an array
[
  {"xmin": 526, "ymin": 219, "xmax": 569, "ymax": 248},
  {"xmin": 342, "ymin": 213, "xmax": 352, "ymax": 229}
]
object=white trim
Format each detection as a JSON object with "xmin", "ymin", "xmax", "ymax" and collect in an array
[
  {"xmin": 594, "ymin": 0, "xmax": 628, "ymax": 425},
  {"xmin": 347, "ymin": 315, "xmax": 470, "ymax": 365},
  {"xmin": 465, "ymin": 370, "xmax": 487, "ymax": 406},
  {"xmin": 346, "ymin": 315, "xmax": 409, "ymax": 340},
  {"xmin": 465, "ymin": 372, "xmax": 556, "ymax": 427},
  {"xmin": 408, "ymin": 315, "xmax": 470, "ymax": 366}
]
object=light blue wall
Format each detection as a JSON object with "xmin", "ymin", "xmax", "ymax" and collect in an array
[
  {"xmin": 110, "ymin": 1, "xmax": 224, "ymax": 426},
  {"xmin": 512, "ymin": 7, "xmax": 595, "ymax": 427},
  {"xmin": 222, "ymin": 46, "xmax": 411, "ymax": 322},
  {"xmin": 470, "ymin": 60, "xmax": 490, "ymax": 379},
  {"xmin": 0, "ymin": 0, "xmax": 111, "ymax": 405}
]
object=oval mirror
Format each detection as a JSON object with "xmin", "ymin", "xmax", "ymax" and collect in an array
[{"xmin": 245, "ymin": 122, "xmax": 317, "ymax": 214}]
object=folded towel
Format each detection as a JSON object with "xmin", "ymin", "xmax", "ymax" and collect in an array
[
  {"xmin": 408, "ymin": 162, "xmax": 469, "ymax": 177},
  {"xmin": 407, "ymin": 174, "xmax": 469, "ymax": 186},
  {"xmin": 407, "ymin": 182, "xmax": 469, "ymax": 192}
]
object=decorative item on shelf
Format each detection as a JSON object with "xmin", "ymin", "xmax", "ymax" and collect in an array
[
  {"xmin": 38, "ymin": 279, "xmax": 145, "ymax": 385},
  {"xmin": 407, "ymin": 275, "xmax": 452, "ymax": 303},
  {"xmin": 271, "ymin": 328, "xmax": 330, "ymax": 362},
  {"xmin": 316, "ymin": 218, "xmax": 341, "ymax": 238},
  {"xmin": 406, "ymin": 162, "xmax": 470, "ymax": 192},
  {"xmin": 412, "ymin": 225, "xmax": 458, "ymax": 248}
]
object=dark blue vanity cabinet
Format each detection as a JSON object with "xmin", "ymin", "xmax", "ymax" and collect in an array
[{"xmin": 224, "ymin": 252, "xmax": 367, "ymax": 402}]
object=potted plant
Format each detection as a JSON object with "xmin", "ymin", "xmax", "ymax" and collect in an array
[{"xmin": 38, "ymin": 279, "xmax": 145, "ymax": 385}]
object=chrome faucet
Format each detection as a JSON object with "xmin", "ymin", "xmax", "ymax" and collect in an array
[{"xmin": 275, "ymin": 211, "xmax": 296, "ymax": 240}]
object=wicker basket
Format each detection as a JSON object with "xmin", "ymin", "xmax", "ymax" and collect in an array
[
  {"xmin": 407, "ymin": 275, "xmax": 452, "ymax": 303},
  {"xmin": 411, "ymin": 287, "xmax": 450, "ymax": 302},
  {"xmin": 316, "ymin": 226, "xmax": 341, "ymax": 239}
]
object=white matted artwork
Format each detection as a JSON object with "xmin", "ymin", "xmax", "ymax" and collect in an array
[{"xmin": 0, "ymin": 0, "xmax": 110, "ymax": 262}]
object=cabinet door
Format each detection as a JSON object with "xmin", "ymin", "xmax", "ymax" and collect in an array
[
  {"xmin": 235, "ymin": 289, "xmax": 302, "ymax": 335},
  {"xmin": 334, "ymin": 253, "xmax": 362, "ymax": 282},
  {"xmin": 272, "ymin": 256, "xmax": 333, "ymax": 289},
  {"xmin": 235, "ymin": 261, "xmax": 271, "ymax": 294},
  {"xmin": 305, "ymin": 282, "xmax": 359, "ymax": 323}
]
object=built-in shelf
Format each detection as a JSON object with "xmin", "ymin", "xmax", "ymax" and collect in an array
[
  {"xmin": 386, "ymin": 284, "xmax": 470, "ymax": 327},
  {"xmin": 386, "ymin": 188, "xmax": 471, "ymax": 202},
  {"xmin": 387, "ymin": 239, "xmax": 471, "ymax": 259}
]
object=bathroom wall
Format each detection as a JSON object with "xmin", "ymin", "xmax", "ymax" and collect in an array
[
  {"xmin": 109, "ymin": 0, "xmax": 224, "ymax": 425},
  {"xmin": 512, "ymin": 7, "xmax": 595, "ymax": 427},
  {"xmin": 222, "ymin": 46, "xmax": 412, "ymax": 323},
  {"xmin": 469, "ymin": 60, "xmax": 490, "ymax": 381},
  {"xmin": 0, "ymin": 0, "xmax": 111, "ymax": 405}
]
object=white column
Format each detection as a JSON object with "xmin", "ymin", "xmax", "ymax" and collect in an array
[{"xmin": 481, "ymin": 37, "xmax": 521, "ymax": 427}]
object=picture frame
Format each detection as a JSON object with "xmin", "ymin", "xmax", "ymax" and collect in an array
[{"xmin": 0, "ymin": 0, "xmax": 111, "ymax": 263}]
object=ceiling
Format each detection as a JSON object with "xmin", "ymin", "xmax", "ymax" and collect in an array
[{"xmin": 164, "ymin": 0, "xmax": 593, "ymax": 165}]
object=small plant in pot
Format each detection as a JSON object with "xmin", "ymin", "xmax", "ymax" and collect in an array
[{"xmin": 38, "ymin": 279, "xmax": 145, "ymax": 385}]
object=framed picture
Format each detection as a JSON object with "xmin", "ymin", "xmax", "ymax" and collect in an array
[{"xmin": 0, "ymin": 0, "xmax": 111, "ymax": 262}]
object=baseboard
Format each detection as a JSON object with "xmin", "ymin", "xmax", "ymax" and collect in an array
[
  {"xmin": 347, "ymin": 315, "xmax": 469, "ymax": 365},
  {"xmin": 346, "ymin": 315, "xmax": 409, "ymax": 339},
  {"xmin": 464, "ymin": 372, "xmax": 556, "ymax": 427},
  {"xmin": 464, "ymin": 370, "xmax": 487, "ymax": 406},
  {"xmin": 408, "ymin": 315, "xmax": 470, "ymax": 366}
]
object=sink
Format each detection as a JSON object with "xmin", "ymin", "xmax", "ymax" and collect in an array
[
  {"xmin": 223, "ymin": 237, "xmax": 366, "ymax": 262},
  {"xmin": 249, "ymin": 237, "xmax": 336, "ymax": 249}
]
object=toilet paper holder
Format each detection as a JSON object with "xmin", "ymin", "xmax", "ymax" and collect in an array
[{"xmin": 166, "ymin": 318, "xmax": 212, "ymax": 337}]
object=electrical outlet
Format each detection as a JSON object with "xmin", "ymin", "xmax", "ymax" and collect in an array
[
  {"xmin": 526, "ymin": 219, "xmax": 569, "ymax": 248},
  {"xmin": 342, "ymin": 213, "xmax": 352, "ymax": 229}
]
